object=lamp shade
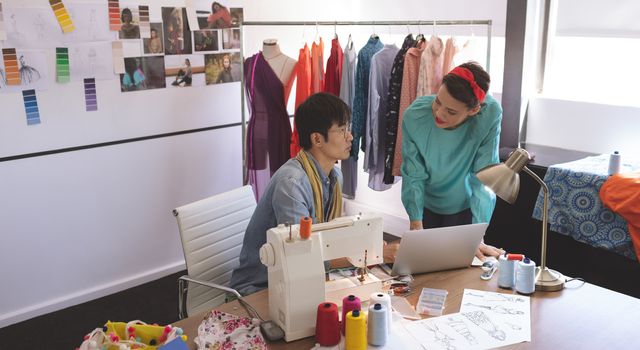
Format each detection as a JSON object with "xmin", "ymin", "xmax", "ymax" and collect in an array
[{"xmin": 476, "ymin": 148, "xmax": 533, "ymax": 204}]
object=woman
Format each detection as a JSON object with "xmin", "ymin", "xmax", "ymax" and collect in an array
[
  {"xmin": 401, "ymin": 61, "xmax": 503, "ymax": 260},
  {"xmin": 119, "ymin": 8, "xmax": 140, "ymax": 39},
  {"xmin": 216, "ymin": 55, "xmax": 233, "ymax": 83},
  {"xmin": 172, "ymin": 58, "xmax": 192, "ymax": 86},
  {"xmin": 207, "ymin": 2, "xmax": 232, "ymax": 29},
  {"xmin": 147, "ymin": 28, "xmax": 162, "ymax": 54}
]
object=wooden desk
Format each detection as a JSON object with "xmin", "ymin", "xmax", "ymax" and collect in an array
[{"xmin": 174, "ymin": 267, "xmax": 640, "ymax": 349}]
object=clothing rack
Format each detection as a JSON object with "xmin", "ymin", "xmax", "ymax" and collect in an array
[{"xmin": 238, "ymin": 19, "xmax": 493, "ymax": 183}]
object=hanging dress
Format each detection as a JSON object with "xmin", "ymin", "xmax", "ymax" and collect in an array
[
  {"xmin": 244, "ymin": 52, "xmax": 292, "ymax": 201},
  {"xmin": 290, "ymin": 44, "xmax": 312, "ymax": 157}
]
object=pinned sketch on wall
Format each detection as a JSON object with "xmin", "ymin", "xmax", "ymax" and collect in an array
[
  {"xmin": 194, "ymin": 29, "xmax": 218, "ymax": 52},
  {"xmin": 0, "ymin": 1, "xmax": 7, "ymax": 41},
  {"xmin": 165, "ymin": 55, "xmax": 204, "ymax": 87},
  {"xmin": 63, "ymin": 3, "xmax": 114, "ymax": 43},
  {"xmin": 138, "ymin": 5, "xmax": 150, "ymax": 38},
  {"xmin": 119, "ymin": 56, "xmax": 165, "ymax": 92},
  {"xmin": 205, "ymin": 52, "xmax": 240, "ymax": 85},
  {"xmin": 0, "ymin": 49, "xmax": 49, "ymax": 92},
  {"xmin": 49, "ymin": 0, "xmax": 75, "ymax": 33},
  {"xmin": 69, "ymin": 41, "xmax": 115, "ymax": 81},
  {"xmin": 22, "ymin": 89, "xmax": 41, "ymax": 125},
  {"xmin": 162, "ymin": 7, "xmax": 192, "ymax": 55},
  {"xmin": 107, "ymin": 0, "xmax": 121, "ymax": 31},
  {"xmin": 222, "ymin": 28, "xmax": 240, "ymax": 50},
  {"xmin": 143, "ymin": 23, "xmax": 164, "ymax": 55},
  {"xmin": 118, "ymin": 7, "xmax": 140, "ymax": 39}
]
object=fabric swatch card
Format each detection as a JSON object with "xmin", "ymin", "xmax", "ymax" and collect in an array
[
  {"xmin": 0, "ymin": 1, "xmax": 6, "ymax": 41},
  {"xmin": 184, "ymin": 0, "xmax": 200, "ymax": 31},
  {"xmin": 56, "ymin": 47, "xmax": 70, "ymax": 83},
  {"xmin": 111, "ymin": 41, "xmax": 125, "ymax": 74},
  {"xmin": 138, "ymin": 5, "xmax": 150, "ymax": 38},
  {"xmin": 22, "ymin": 89, "xmax": 41, "ymax": 125},
  {"xmin": 108, "ymin": 0, "xmax": 121, "ymax": 31},
  {"xmin": 84, "ymin": 78, "xmax": 97, "ymax": 111},
  {"xmin": 2, "ymin": 48, "xmax": 21, "ymax": 85},
  {"xmin": 49, "ymin": 0, "xmax": 75, "ymax": 33}
]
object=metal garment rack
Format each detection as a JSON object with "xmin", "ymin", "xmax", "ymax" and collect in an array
[{"xmin": 238, "ymin": 19, "xmax": 492, "ymax": 183}]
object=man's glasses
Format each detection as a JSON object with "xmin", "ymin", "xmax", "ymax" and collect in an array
[{"xmin": 329, "ymin": 125, "xmax": 352, "ymax": 140}]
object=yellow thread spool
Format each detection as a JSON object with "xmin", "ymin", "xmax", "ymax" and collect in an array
[{"xmin": 345, "ymin": 310, "xmax": 367, "ymax": 350}]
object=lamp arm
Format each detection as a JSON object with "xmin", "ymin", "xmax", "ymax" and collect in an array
[{"xmin": 523, "ymin": 166, "xmax": 549, "ymax": 270}]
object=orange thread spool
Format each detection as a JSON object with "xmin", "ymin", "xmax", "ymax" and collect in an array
[{"xmin": 300, "ymin": 216, "xmax": 312, "ymax": 240}]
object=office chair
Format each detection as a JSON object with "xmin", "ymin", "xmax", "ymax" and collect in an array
[{"xmin": 173, "ymin": 185, "xmax": 256, "ymax": 319}]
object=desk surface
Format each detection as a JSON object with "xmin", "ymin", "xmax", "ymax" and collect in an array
[{"xmin": 174, "ymin": 267, "xmax": 640, "ymax": 349}]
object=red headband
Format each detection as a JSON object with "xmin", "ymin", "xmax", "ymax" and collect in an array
[{"xmin": 449, "ymin": 66, "xmax": 486, "ymax": 104}]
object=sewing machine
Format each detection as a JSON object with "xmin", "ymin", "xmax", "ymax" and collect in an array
[{"xmin": 259, "ymin": 214, "xmax": 384, "ymax": 341}]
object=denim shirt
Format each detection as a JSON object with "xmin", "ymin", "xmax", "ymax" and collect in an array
[{"xmin": 229, "ymin": 152, "xmax": 342, "ymax": 296}]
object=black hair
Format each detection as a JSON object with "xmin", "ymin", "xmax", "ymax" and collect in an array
[
  {"xmin": 295, "ymin": 93, "xmax": 351, "ymax": 150},
  {"xmin": 120, "ymin": 8, "xmax": 132, "ymax": 22},
  {"xmin": 442, "ymin": 61, "xmax": 490, "ymax": 109}
]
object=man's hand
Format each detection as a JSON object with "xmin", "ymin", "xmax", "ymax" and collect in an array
[
  {"xmin": 383, "ymin": 240, "xmax": 400, "ymax": 263},
  {"xmin": 409, "ymin": 220, "xmax": 423, "ymax": 231},
  {"xmin": 475, "ymin": 242, "xmax": 505, "ymax": 261}
]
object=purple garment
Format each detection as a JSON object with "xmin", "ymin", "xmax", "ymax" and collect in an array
[{"xmin": 245, "ymin": 52, "xmax": 292, "ymax": 201}]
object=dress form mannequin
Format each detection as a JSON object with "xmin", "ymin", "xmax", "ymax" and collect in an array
[{"xmin": 262, "ymin": 39, "xmax": 297, "ymax": 103}]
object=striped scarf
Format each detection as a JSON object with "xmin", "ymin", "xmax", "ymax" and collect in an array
[{"xmin": 296, "ymin": 151, "xmax": 342, "ymax": 223}]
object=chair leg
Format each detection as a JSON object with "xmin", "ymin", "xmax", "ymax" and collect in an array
[{"xmin": 178, "ymin": 277, "xmax": 189, "ymax": 320}]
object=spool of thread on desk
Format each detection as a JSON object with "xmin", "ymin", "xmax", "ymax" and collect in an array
[
  {"xmin": 367, "ymin": 303, "xmax": 388, "ymax": 346},
  {"xmin": 315, "ymin": 302, "xmax": 340, "ymax": 346},
  {"xmin": 341, "ymin": 295, "xmax": 361, "ymax": 334},
  {"xmin": 515, "ymin": 258, "xmax": 536, "ymax": 295},
  {"xmin": 299, "ymin": 216, "xmax": 312, "ymax": 240},
  {"xmin": 498, "ymin": 253, "xmax": 515, "ymax": 289},
  {"xmin": 608, "ymin": 151, "xmax": 621, "ymax": 175},
  {"xmin": 369, "ymin": 292, "xmax": 392, "ymax": 331},
  {"xmin": 345, "ymin": 310, "xmax": 366, "ymax": 350}
]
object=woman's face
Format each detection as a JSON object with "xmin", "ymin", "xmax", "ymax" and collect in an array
[
  {"xmin": 151, "ymin": 30, "xmax": 157, "ymax": 38},
  {"xmin": 122, "ymin": 12, "xmax": 132, "ymax": 24},
  {"xmin": 223, "ymin": 57, "xmax": 230, "ymax": 68},
  {"xmin": 431, "ymin": 85, "xmax": 480, "ymax": 129}
]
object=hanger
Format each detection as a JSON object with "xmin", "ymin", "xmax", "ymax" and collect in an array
[
  {"xmin": 347, "ymin": 33, "xmax": 353, "ymax": 50},
  {"xmin": 432, "ymin": 20, "xmax": 437, "ymax": 38},
  {"xmin": 315, "ymin": 21, "xmax": 320, "ymax": 44},
  {"xmin": 370, "ymin": 22, "xmax": 379, "ymax": 40},
  {"xmin": 334, "ymin": 21, "xmax": 338, "ymax": 40},
  {"xmin": 414, "ymin": 22, "xmax": 424, "ymax": 44}
]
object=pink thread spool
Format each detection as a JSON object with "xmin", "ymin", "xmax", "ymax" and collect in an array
[{"xmin": 341, "ymin": 295, "xmax": 361, "ymax": 335}]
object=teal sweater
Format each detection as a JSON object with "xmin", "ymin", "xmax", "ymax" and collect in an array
[{"xmin": 400, "ymin": 95, "xmax": 502, "ymax": 223}]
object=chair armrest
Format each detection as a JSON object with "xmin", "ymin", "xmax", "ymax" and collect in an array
[{"xmin": 177, "ymin": 275, "xmax": 242, "ymax": 319}]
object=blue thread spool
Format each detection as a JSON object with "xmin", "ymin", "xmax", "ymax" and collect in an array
[
  {"xmin": 498, "ymin": 253, "xmax": 515, "ymax": 289},
  {"xmin": 367, "ymin": 303, "xmax": 388, "ymax": 346},
  {"xmin": 515, "ymin": 258, "xmax": 536, "ymax": 295},
  {"xmin": 608, "ymin": 151, "xmax": 621, "ymax": 175}
]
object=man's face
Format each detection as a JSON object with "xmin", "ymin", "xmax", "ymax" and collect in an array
[{"xmin": 315, "ymin": 122, "xmax": 353, "ymax": 161}]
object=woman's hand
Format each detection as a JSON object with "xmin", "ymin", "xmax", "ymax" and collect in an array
[
  {"xmin": 409, "ymin": 220, "xmax": 423, "ymax": 231},
  {"xmin": 475, "ymin": 242, "xmax": 505, "ymax": 261},
  {"xmin": 383, "ymin": 240, "xmax": 400, "ymax": 263}
]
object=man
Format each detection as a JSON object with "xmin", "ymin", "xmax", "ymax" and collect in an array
[{"xmin": 230, "ymin": 93, "xmax": 398, "ymax": 296}]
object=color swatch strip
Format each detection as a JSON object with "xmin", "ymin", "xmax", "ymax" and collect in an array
[
  {"xmin": 108, "ymin": 0, "xmax": 121, "ymax": 31},
  {"xmin": 49, "ymin": 0, "xmax": 75, "ymax": 33},
  {"xmin": 22, "ymin": 89, "xmax": 41, "ymax": 125},
  {"xmin": 2, "ymin": 48, "xmax": 21, "ymax": 86},
  {"xmin": 0, "ymin": 2, "xmax": 7, "ymax": 41},
  {"xmin": 84, "ymin": 78, "xmax": 98, "ymax": 111},
  {"xmin": 56, "ymin": 47, "xmax": 70, "ymax": 83},
  {"xmin": 111, "ymin": 41, "xmax": 125, "ymax": 74},
  {"xmin": 139, "ymin": 5, "xmax": 150, "ymax": 38}
]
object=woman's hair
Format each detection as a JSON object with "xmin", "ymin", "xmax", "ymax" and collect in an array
[
  {"xmin": 120, "ymin": 8, "xmax": 132, "ymax": 22},
  {"xmin": 295, "ymin": 93, "xmax": 351, "ymax": 150},
  {"xmin": 211, "ymin": 2, "xmax": 224, "ymax": 12},
  {"xmin": 185, "ymin": 58, "xmax": 191, "ymax": 65},
  {"xmin": 442, "ymin": 61, "xmax": 490, "ymax": 108}
]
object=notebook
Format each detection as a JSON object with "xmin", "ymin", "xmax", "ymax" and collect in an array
[{"xmin": 391, "ymin": 223, "xmax": 488, "ymax": 276}]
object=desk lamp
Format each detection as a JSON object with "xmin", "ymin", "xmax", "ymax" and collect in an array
[{"xmin": 476, "ymin": 148, "xmax": 565, "ymax": 292}]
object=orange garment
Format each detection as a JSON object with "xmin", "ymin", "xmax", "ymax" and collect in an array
[
  {"xmin": 442, "ymin": 37, "xmax": 458, "ymax": 75},
  {"xmin": 311, "ymin": 38, "xmax": 325, "ymax": 93},
  {"xmin": 291, "ymin": 44, "xmax": 312, "ymax": 157},
  {"xmin": 600, "ymin": 172, "xmax": 640, "ymax": 261},
  {"xmin": 392, "ymin": 43, "xmax": 425, "ymax": 176}
]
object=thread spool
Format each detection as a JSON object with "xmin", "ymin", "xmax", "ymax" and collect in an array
[
  {"xmin": 369, "ymin": 292, "xmax": 392, "ymax": 331},
  {"xmin": 608, "ymin": 151, "xmax": 621, "ymax": 175},
  {"xmin": 515, "ymin": 258, "xmax": 536, "ymax": 295},
  {"xmin": 299, "ymin": 216, "xmax": 312, "ymax": 240},
  {"xmin": 315, "ymin": 302, "xmax": 340, "ymax": 346},
  {"xmin": 345, "ymin": 310, "xmax": 367, "ymax": 350},
  {"xmin": 341, "ymin": 295, "xmax": 361, "ymax": 335},
  {"xmin": 498, "ymin": 253, "xmax": 515, "ymax": 289},
  {"xmin": 367, "ymin": 303, "xmax": 388, "ymax": 346}
]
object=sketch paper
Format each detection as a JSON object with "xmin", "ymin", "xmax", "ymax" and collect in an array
[
  {"xmin": 0, "ymin": 1, "xmax": 7, "ymax": 41},
  {"xmin": 49, "ymin": 0, "xmax": 75, "ymax": 33},
  {"xmin": 69, "ymin": 41, "xmax": 115, "ymax": 81},
  {"xmin": 0, "ymin": 49, "xmax": 49, "ymax": 92},
  {"xmin": 63, "ymin": 3, "xmax": 115, "ymax": 43},
  {"xmin": 22, "ymin": 89, "xmax": 41, "ymax": 125},
  {"xmin": 84, "ymin": 78, "xmax": 97, "ymax": 111}
]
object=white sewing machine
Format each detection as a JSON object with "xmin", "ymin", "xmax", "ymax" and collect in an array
[{"xmin": 259, "ymin": 214, "xmax": 384, "ymax": 342}]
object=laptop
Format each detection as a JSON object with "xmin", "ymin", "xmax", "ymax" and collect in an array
[{"xmin": 390, "ymin": 223, "xmax": 488, "ymax": 276}]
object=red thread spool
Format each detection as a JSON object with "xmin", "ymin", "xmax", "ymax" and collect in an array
[
  {"xmin": 315, "ymin": 302, "xmax": 340, "ymax": 346},
  {"xmin": 300, "ymin": 216, "xmax": 312, "ymax": 240},
  {"xmin": 507, "ymin": 254, "xmax": 525, "ymax": 261},
  {"xmin": 341, "ymin": 295, "xmax": 361, "ymax": 335}
]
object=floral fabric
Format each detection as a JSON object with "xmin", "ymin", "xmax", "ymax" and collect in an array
[{"xmin": 194, "ymin": 310, "xmax": 267, "ymax": 350}]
